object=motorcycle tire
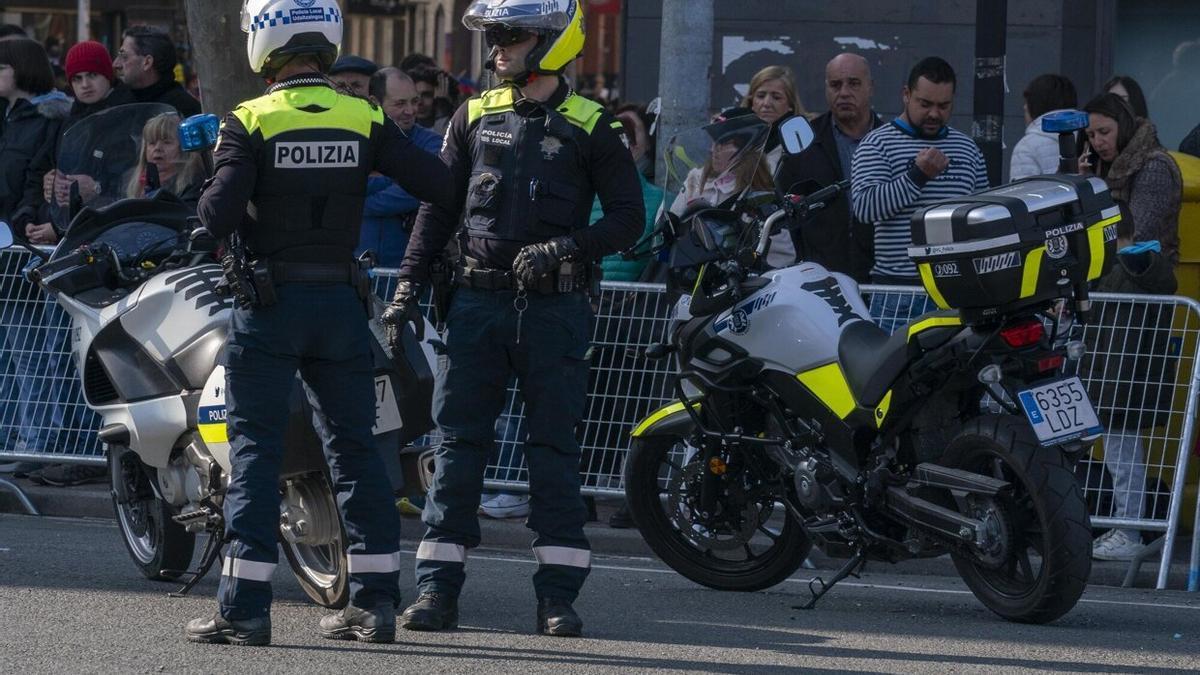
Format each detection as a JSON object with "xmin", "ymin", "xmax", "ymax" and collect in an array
[
  {"xmin": 108, "ymin": 447, "xmax": 195, "ymax": 581},
  {"xmin": 625, "ymin": 434, "xmax": 812, "ymax": 592},
  {"xmin": 279, "ymin": 472, "xmax": 350, "ymax": 609},
  {"xmin": 942, "ymin": 414, "xmax": 1091, "ymax": 624}
]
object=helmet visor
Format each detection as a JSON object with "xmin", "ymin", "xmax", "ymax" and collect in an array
[
  {"xmin": 483, "ymin": 25, "xmax": 536, "ymax": 48},
  {"xmin": 463, "ymin": 1, "xmax": 571, "ymax": 32}
]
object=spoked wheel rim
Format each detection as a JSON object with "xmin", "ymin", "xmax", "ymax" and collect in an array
[
  {"xmin": 652, "ymin": 437, "xmax": 796, "ymax": 572},
  {"xmin": 957, "ymin": 451, "xmax": 1048, "ymax": 600}
]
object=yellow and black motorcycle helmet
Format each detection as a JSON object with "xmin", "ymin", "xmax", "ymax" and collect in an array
[{"xmin": 462, "ymin": 0, "xmax": 585, "ymax": 81}]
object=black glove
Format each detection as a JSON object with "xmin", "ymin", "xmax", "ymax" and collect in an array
[
  {"xmin": 512, "ymin": 235, "xmax": 580, "ymax": 288},
  {"xmin": 380, "ymin": 279, "xmax": 424, "ymax": 352}
]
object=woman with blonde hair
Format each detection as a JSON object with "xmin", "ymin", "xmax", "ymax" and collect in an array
[
  {"xmin": 125, "ymin": 111, "xmax": 206, "ymax": 207},
  {"xmin": 741, "ymin": 64, "xmax": 807, "ymax": 129}
]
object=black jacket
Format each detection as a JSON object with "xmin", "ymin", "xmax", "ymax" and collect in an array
[
  {"xmin": 131, "ymin": 77, "xmax": 201, "ymax": 118},
  {"xmin": 399, "ymin": 78, "xmax": 643, "ymax": 283},
  {"xmin": 775, "ymin": 111, "xmax": 882, "ymax": 282},
  {"xmin": 0, "ymin": 94, "xmax": 71, "ymax": 226},
  {"xmin": 199, "ymin": 76, "xmax": 454, "ymax": 264}
]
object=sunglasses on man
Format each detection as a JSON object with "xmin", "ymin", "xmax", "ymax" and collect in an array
[{"xmin": 484, "ymin": 25, "xmax": 535, "ymax": 48}]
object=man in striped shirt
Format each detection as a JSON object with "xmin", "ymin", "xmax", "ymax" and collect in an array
[{"xmin": 851, "ymin": 56, "xmax": 989, "ymax": 332}]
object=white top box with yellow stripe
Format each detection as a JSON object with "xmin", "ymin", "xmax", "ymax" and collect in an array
[{"xmin": 909, "ymin": 174, "xmax": 1120, "ymax": 323}]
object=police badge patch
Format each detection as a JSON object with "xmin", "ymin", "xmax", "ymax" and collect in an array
[{"xmin": 540, "ymin": 136, "xmax": 563, "ymax": 160}]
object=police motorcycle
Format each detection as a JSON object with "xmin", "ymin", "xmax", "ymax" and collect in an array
[
  {"xmin": 0, "ymin": 103, "xmax": 437, "ymax": 608},
  {"xmin": 624, "ymin": 113, "xmax": 1119, "ymax": 623}
]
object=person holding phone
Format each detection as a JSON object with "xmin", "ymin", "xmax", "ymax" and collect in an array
[{"xmin": 1079, "ymin": 92, "xmax": 1180, "ymax": 263}]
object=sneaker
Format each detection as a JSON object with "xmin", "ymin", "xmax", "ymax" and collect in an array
[
  {"xmin": 396, "ymin": 495, "xmax": 426, "ymax": 516},
  {"xmin": 479, "ymin": 493, "xmax": 530, "ymax": 519},
  {"xmin": 1092, "ymin": 529, "xmax": 1147, "ymax": 561},
  {"xmin": 36, "ymin": 463, "xmax": 107, "ymax": 487}
]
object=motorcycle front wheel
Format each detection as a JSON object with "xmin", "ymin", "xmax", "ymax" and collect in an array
[
  {"xmin": 279, "ymin": 472, "xmax": 349, "ymax": 609},
  {"xmin": 942, "ymin": 415, "xmax": 1092, "ymax": 624},
  {"xmin": 108, "ymin": 446, "xmax": 195, "ymax": 581},
  {"xmin": 624, "ymin": 433, "xmax": 811, "ymax": 591}
]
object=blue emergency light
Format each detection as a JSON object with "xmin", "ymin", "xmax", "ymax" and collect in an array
[
  {"xmin": 1041, "ymin": 110, "xmax": 1089, "ymax": 134},
  {"xmin": 179, "ymin": 113, "xmax": 221, "ymax": 153}
]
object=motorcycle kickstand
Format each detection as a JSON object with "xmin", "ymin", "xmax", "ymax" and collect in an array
[
  {"xmin": 793, "ymin": 549, "xmax": 867, "ymax": 610},
  {"xmin": 167, "ymin": 531, "xmax": 224, "ymax": 598}
]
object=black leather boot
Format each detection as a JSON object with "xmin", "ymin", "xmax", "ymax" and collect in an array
[
  {"xmin": 185, "ymin": 613, "xmax": 271, "ymax": 646},
  {"xmin": 400, "ymin": 592, "xmax": 459, "ymax": 631},
  {"xmin": 319, "ymin": 604, "xmax": 396, "ymax": 643},
  {"xmin": 537, "ymin": 598, "xmax": 582, "ymax": 637}
]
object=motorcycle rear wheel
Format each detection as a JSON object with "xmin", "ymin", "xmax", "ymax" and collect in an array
[
  {"xmin": 279, "ymin": 472, "xmax": 350, "ymax": 609},
  {"xmin": 108, "ymin": 447, "xmax": 195, "ymax": 581},
  {"xmin": 943, "ymin": 415, "xmax": 1092, "ymax": 624},
  {"xmin": 625, "ymin": 434, "xmax": 811, "ymax": 591}
]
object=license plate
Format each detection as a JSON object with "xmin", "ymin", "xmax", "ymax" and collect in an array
[
  {"xmin": 1017, "ymin": 377, "xmax": 1103, "ymax": 446},
  {"xmin": 373, "ymin": 375, "xmax": 403, "ymax": 435}
]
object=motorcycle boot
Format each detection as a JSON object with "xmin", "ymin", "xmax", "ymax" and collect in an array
[
  {"xmin": 185, "ymin": 613, "xmax": 272, "ymax": 646},
  {"xmin": 400, "ymin": 591, "xmax": 459, "ymax": 631},
  {"xmin": 537, "ymin": 597, "xmax": 582, "ymax": 637},
  {"xmin": 319, "ymin": 603, "xmax": 397, "ymax": 643}
]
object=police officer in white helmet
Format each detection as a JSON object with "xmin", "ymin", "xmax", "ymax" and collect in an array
[{"xmin": 185, "ymin": 0, "xmax": 453, "ymax": 646}]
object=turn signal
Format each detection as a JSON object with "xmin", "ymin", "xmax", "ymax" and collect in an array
[{"xmin": 999, "ymin": 319, "xmax": 1044, "ymax": 348}]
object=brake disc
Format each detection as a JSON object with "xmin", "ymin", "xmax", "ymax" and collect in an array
[{"xmin": 667, "ymin": 461, "xmax": 759, "ymax": 551}]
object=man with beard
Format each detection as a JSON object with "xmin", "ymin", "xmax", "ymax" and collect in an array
[
  {"xmin": 850, "ymin": 56, "xmax": 988, "ymax": 332},
  {"xmin": 776, "ymin": 53, "xmax": 881, "ymax": 281}
]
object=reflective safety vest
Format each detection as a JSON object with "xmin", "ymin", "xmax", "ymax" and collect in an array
[
  {"xmin": 232, "ymin": 84, "xmax": 382, "ymax": 263},
  {"xmin": 462, "ymin": 85, "xmax": 608, "ymax": 244}
]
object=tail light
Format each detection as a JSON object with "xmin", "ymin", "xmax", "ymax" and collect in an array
[
  {"xmin": 999, "ymin": 319, "xmax": 1045, "ymax": 348},
  {"xmin": 1036, "ymin": 354, "xmax": 1065, "ymax": 373}
]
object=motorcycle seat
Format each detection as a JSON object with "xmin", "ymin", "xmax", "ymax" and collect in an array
[
  {"xmin": 838, "ymin": 311, "xmax": 964, "ymax": 408},
  {"xmin": 837, "ymin": 320, "xmax": 911, "ymax": 408}
]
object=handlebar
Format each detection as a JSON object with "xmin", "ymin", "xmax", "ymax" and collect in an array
[{"xmin": 755, "ymin": 180, "xmax": 851, "ymax": 259}]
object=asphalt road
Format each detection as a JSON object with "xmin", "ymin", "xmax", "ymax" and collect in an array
[{"xmin": 2, "ymin": 514, "xmax": 1198, "ymax": 674}]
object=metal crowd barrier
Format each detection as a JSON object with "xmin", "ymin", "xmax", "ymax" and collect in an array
[{"xmin": 3, "ymin": 246, "xmax": 1200, "ymax": 590}]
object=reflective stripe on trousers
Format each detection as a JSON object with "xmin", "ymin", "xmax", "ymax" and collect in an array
[
  {"xmin": 416, "ymin": 540, "xmax": 468, "ymax": 563},
  {"xmin": 222, "ymin": 556, "xmax": 277, "ymax": 582},
  {"xmin": 347, "ymin": 551, "xmax": 403, "ymax": 574},
  {"xmin": 532, "ymin": 545, "xmax": 591, "ymax": 569}
]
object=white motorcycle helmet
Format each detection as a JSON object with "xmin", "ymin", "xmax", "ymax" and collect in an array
[
  {"xmin": 241, "ymin": 0, "xmax": 343, "ymax": 77},
  {"xmin": 462, "ymin": 0, "xmax": 584, "ymax": 81}
]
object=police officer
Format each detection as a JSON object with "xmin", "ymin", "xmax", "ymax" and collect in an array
[
  {"xmin": 185, "ymin": 0, "xmax": 452, "ymax": 646},
  {"xmin": 380, "ymin": 0, "xmax": 643, "ymax": 638}
]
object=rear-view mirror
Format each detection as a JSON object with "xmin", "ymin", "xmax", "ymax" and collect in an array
[{"xmin": 779, "ymin": 116, "xmax": 815, "ymax": 155}]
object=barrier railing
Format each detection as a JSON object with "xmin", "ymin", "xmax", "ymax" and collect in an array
[{"xmin": 2, "ymin": 247, "xmax": 1198, "ymax": 590}]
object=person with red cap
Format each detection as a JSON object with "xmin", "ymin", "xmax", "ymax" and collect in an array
[{"xmin": 31, "ymin": 40, "xmax": 135, "ymax": 247}]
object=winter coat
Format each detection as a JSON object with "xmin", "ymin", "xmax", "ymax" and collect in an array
[
  {"xmin": 775, "ymin": 110, "xmax": 883, "ymax": 282},
  {"xmin": 355, "ymin": 124, "xmax": 442, "ymax": 268},
  {"xmin": 1009, "ymin": 109, "xmax": 1073, "ymax": 181},
  {"xmin": 1082, "ymin": 247, "xmax": 1179, "ymax": 431},
  {"xmin": 130, "ymin": 77, "xmax": 201, "ymax": 118},
  {"xmin": 1102, "ymin": 119, "xmax": 1182, "ymax": 264},
  {"xmin": 0, "ymin": 92, "xmax": 71, "ymax": 226}
]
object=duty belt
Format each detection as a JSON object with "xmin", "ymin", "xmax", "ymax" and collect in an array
[
  {"xmin": 457, "ymin": 263, "xmax": 588, "ymax": 294},
  {"xmin": 270, "ymin": 261, "xmax": 360, "ymax": 285}
]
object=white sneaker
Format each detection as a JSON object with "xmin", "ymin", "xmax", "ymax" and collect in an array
[
  {"xmin": 479, "ymin": 493, "xmax": 531, "ymax": 519},
  {"xmin": 1092, "ymin": 529, "xmax": 1146, "ymax": 561}
]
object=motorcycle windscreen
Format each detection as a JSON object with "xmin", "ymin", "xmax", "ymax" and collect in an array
[{"xmin": 50, "ymin": 103, "xmax": 176, "ymax": 232}]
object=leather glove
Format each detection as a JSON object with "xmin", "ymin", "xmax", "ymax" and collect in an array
[
  {"xmin": 512, "ymin": 235, "xmax": 580, "ymax": 288},
  {"xmin": 380, "ymin": 279, "xmax": 424, "ymax": 352}
]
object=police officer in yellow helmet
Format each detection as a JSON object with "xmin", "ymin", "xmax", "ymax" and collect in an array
[
  {"xmin": 186, "ymin": 0, "xmax": 453, "ymax": 646},
  {"xmin": 379, "ymin": 0, "xmax": 644, "ymax": 638}
]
